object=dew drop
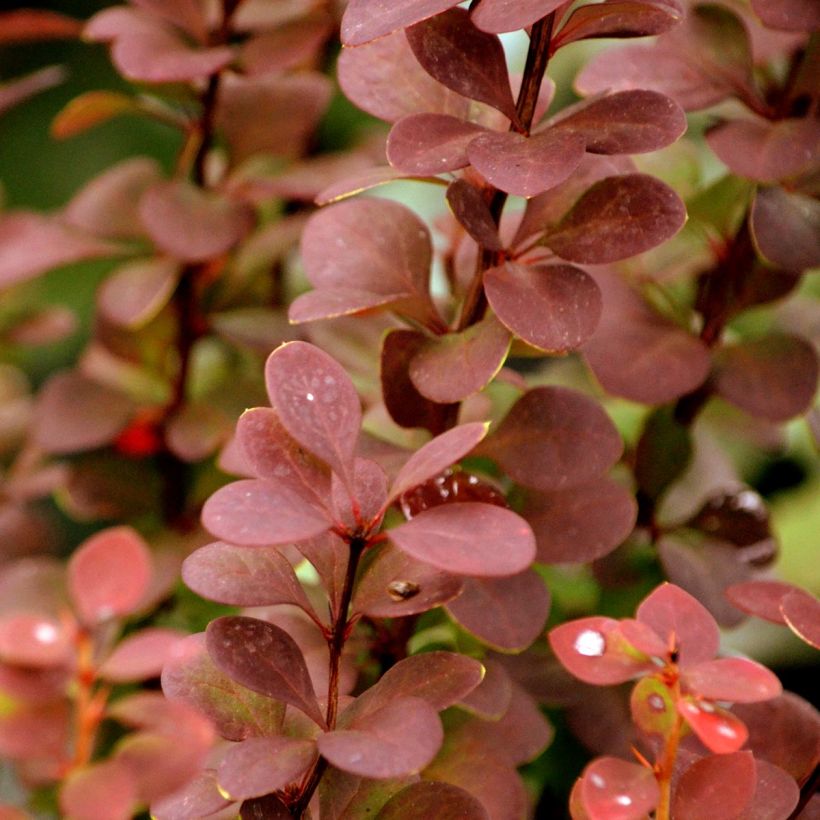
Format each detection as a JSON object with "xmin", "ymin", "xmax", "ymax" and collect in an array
[
  {"xmin": 590, "ymin": 773, "xmax": 605, "ymax": 788},
  {"xmin": 615, "ymin": 795, "xmax": 632, "ymax": 806},
  {"xmin": 34, "ymin": 622, "xmax": 59, "ymax": 644},
  {"xmin": 574, "ymin": 629, "xmax": 606, "ymax": 657},
  {"xmin": 717, "ymin": 724, "xmax": 737, "ymax": 737},
  {"xmin": 306, "ymin": 392, "xmax": 315, "ymax": 402},
  {"xmin": 648, "ymin": 694, "xmax": 666, "ymax": 712}
]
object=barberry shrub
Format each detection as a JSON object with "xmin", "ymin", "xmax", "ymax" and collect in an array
[{"xmin": 0, "ymin": 0, "xmax": 818, "ymax": 818}]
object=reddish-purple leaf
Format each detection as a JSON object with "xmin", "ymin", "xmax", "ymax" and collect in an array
[
  {"xmin": 706, "ymin": 118, "xmax": 820, "ymax": 183},
  {"xmin": 552, "ymin": 0, "xmax": 684, "ymax": 49},
  {"xmin": 739, "ymin": 759, "xmax": 799, "ymax": 820},
  {"xmin": 684, "ymin": 658, "xmax": 781, "ymax": 704},
  {"xmin": 725, "ymin": 580, "xmax": 794, "ymax": 625},
  {"xmin": 579, "ymin": 757, "xmax": 659, "ymax": 820},
  {"xmin": 713, "ymin": 335, "xmax": 818, "ymax": 422},
  {"xmin": 457, "ymin": 659, "xmax": 513, "ymax": 720},
  {"xmin": 60, "ymin": 759, "xmax": 136, "ymax": 820},
  {"xmin": 445, "ymin": 178, "xmax": 504, "ymax": 250},
  {"xmin": 298, "ymin": 199, "xmax": 437, "ymax": 327},
  {"xmin": 151, "ymin": 769, "xmax": 234, "ymax": 820},
  {"xmin": 485, "ymin": 262, "xmax": 602, "ymax": 353},
  {"xmin": 68, "ymin": 526, "xmax": 152, "ymax": 625},
  {"xmin": 353, "ymin": 545, "xmax": 463, "ymax": 618},
  {"xmin": 289, "ymin": 287, "xmax": 409, "ymax": 324},
  {"xmin": 377, "ymin": 781, "xmax": 489, "ymax": 819},
  {"xmin": 673, "ymin": 751, "xmax": 756, "ymax": 818},
  {"xmin": 406, "ymin": 9, "xmax": 518, "ymax": 123},
  {"xmin": 331, "ymin": 458, "xmax": 389, "ymax": 530},
  {"xmin": 201, "ymin": 479, "xmax": 331, "ymax": 547},
  {"xmin": 206, "ymin": 616, "xmax": 325, "ymax": 728},
  {"xmin": 387, "ymin": 114, "xmax": 486, "ymax": 175},
  {"xmin": 751, "ymin": 186, "xmax": 820, "ymax": 272},
  {"xmin": 337, "ymin": 29, "xmax": 470, "ymax": 122},
  {"xmin": 264, "ymin": 342, "xmax": 361, "ymax": 483},
  {"xmin": 467, "ymin": 129, "xmax": 586, "ymax": 198},
  {"xmin": 471, "ymin": 0, "xmax": 567, "ymax": 33},
  {"xmin": 552, "ymin": 90, "xmax": 686, "ymax": 155},
  {"xmin": 636, "ymin": 583, "xmax": 718, "ymax": 667},
  {"xmin": 398, "ymin": 468, "xmax": 508, "ymax": 520},
  {"xmin": 389, "ymin": 422, "xmax": 489, "ymax": 503},
  {"xmin": 0, "ymin": 213, "xmax": 118, "ymax": 289},
  {"xmin": 0, "ymin": 615, "xmax": 70, "ymax": 669},
  {"xmin": 549, "ymin": 617, "xmax": 653, "ymax": 685},
  {"xmin": 162, "ymin": 634, "xmax": 285, "ymax": 741},
  {"xmin": 750, "ymin": 0, "xmax": 820, "ymax": 31},
  {"xmin": 479, "ymin": 387, "xmax": 623, "ymax": 491},
  {"xmin": 446, "ymin": 569, "xmax": 550, "ymax": 652},
  {"xmin": 97, "ymin": 256, "xmax": 179, "ymax": 329},
  {"xmin": 389, "ymin": 502, "xmax": 535, "ymax": 577},
  {"xmin": 318, "ymin": 696, "xmax": 443, "ymax": 778},
  {"xmin": 523, "ymin": 478, "xmax": 637, "ymax": 563},
  {"xmin": 99, "ymin": 628, "xmax": 184, "ymax": 683},
  {"xmin": 780, "ymin": 588, "xmax": 820, "ymax": 649},
  {"xmin": 139, "ymin": 181, "xmax": 253, "ymax": 263},
  {"xmin": 217, "ymin": 736, "xmax": 317, "ymax": 801},
  {"xmin": 544, "ymin": 174, "xmax": 686, "ymax": 263},
  {"xmin": 409, "ymin": 315, "xmax": 511, "ymax": 403},
  {"xmin": 182, "ymin": 542, "xmax": 314, "ymax": 613},
  {"xmin": 677, "ymin": 697, "xmax": 749, "ymax": 754},
  {"xmin": 341, "ymin": 0, "xmax": 463, "ymax": 45}
]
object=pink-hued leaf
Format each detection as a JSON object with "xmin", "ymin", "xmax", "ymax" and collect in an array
[
  {"xmin": 341, "ymin": 0, "xmax": 463, "ymax": 45},
  {"xmin": 389, "ymin": 502, "xmax": 535, "ymax": 577},
  {"xmin": 298, "ymin": 199, "xmax": 437, "ymax": 327},
  {"xmin": 318, "ymin": 696, "xmax": 443, "ymax": 778},
  {"xmin": 389, "ymin": 422, "xmax": 489, "ymax": 504},
  {"xmin": 677, "ymin": 697, "xmax": 749, "ymax": 754},
  {"xmin": 0, "ymin": 700, "xmax": 69, "ymax": 760},
  {"xmin": 377, "ymin": 781, "xmax": 489, "ymax": 819},
  {"xmin": 201, "ymin": 479, "xmax": 331, "ymax": 547},
  {"xmin": 751, "ymin": 186, "xmax": 820, "ymax": 272},
  {"xmin": 99, "ymin": 628, "xmax": 184, "ymax": 683},
  {"xmin": 353, "ymin": 544, "xmax": 464, "ymax": 618},
  {"xmin": 523, "ymin": 477, "xmax": 637, "ymax": 563},
  {"xmin": 544, "ymin": 173, "xmax": 686, "ymax": 263},
  {"xmin": 239, "ymin": 19, "xmax": 332, "ymax": 75},
  {"xmin": 0, "ymin": 65, "xmax": 66, "ymax": 117},
  {"xmin": 264, "ymin": 342, "xmax": 361, "ymax": 483},
  {"xmin": 739, "ymin": 759, "xmax": 800, "ymax": 820},
  {"xmin": 165, "ymin": 402, "xmax": 231, "ymax": 464},
  {"xmin": 0, "ymin": 615, "xmax": 70, "ymax": 669},
  {"xmin": 479, "ymin": 386, "xmax": 623, "ymax": 491},
  {"xmin": 0, "ymin": 213, "xmax": 119, "ymax": 289},
  {"xmin": 673, "ymin": 751, "xmax": 756, "ymax": 818},
  {"xmin": 406, "ymin": 8, "xmax": 518, "ymax": 123},
  {"xmin": 331, "ymin": 457, "xmax": 389, "ymax": 530},
  {"xmin": 445, "ymin": 178, "xmax": 503, "ymax": 250},
  {"xmin": 289, "ymin": 287, "xmax": 409, "ymax": 323},
  {"xmin": 139, "ymin": 181, "xmax": 253, "ymax": 263},
  {"xmin": 684, "ymin": 658, "xmax": 781, "ymax": 704},
  {"xmin": 457, "ymin": 658, "xmax": 513, "ymax": 720},
  {"xmin": 780, "ymin": 588, "xmax": 820, "ymax": 649},
  {"xmin": 67, "ymin": 526, "xmax": 152, "ymax": 625},
  {"xmin": 579, "ymin": 757, "xmax": 659, "ymax": 820},
  {"xmin": 206, "ymin": 616, "xmax": 325, "ymax": 728},
  {"xmin": 467, "ymin": 129, "xmax": 587, "ymax": 198},
  {"xmin": 60, "ymin": 759, "xmax": 136, "ymax": 820},
  {"xmin": 552, "ymin": 90, "xmax": 686, "ymax": 155},
  {"xmin": 387, "ymin": 114, "xmax": 486, "ymax": 175},
  {"xmin": 552, "ymin": 0, "xmax": 684, "ymax": 49},
  {"xmin": 63, "ymin": 156, "xmax": 162, "ymax": 240},
  {"xmin": 750, "ymin": 0, "xmax": 820, "ymax": 31},
  {"xmin": 485, "ymin": 262, "xmax": 602, "ymax": 353},
  {"xmin": 216, "ymin": 736, "xmax": 317, "ymax": 801},
  {"xmin": 706, "ymin": 117, "xmax": 820, "ymax": 183},
  {"xmin": 409, "ymin": 316, "xmax": 511, "ymax": 404},
  {"xmin": 151, "ymin": 769, "xmax": 233, "ymax": 820},
  {"xmin": 110, "ymin": 28, "xmax": 233, "ymax": 83},
  {"xmin": 549, "ymin": 617, "xmax": 653, "ymax": 685},
  {"xmin": 471, "ymin": 0, "xmax": 567, "ymax": 33},
  {"xmin": 130, "ymin": 0, "xmax": 207, "ymax": 42},
  {"xmin": 162, "ymin": 634, "xmax": 285, "ymax": 741},
  {"xmin": 97, "ymin": 256, "xmax": 179, "ymax": 329},
  {"xmin": 713, "ymin": 335, "xmax": 819, "ymax": 422},
  {"xmin": 630, "ymin": 676, "xmax": 677, "ymax": 736},
  {"xmin": 337, "ymin": 29, "xmax": 470, "ymax": 123},
  {"xmin": 636, "ymin": 583, "xmax": 718, "ymax": 667},
  {"xmin": 32, "ymin": 371, "xmax": 133, "ymax": 455},
  {"xmin": 446, "ymin": 569, "xmax": 550, "ymax": 652},
  {"xmin": 0, "ymin": 9, "xmax": 82, "ymax": 42},
  {"xmin": 182, "ymin": 542, "xmax": 314, "ymax": 613},
  {"xmin": 725, "ymin": 580, "xmax": 795, "ymax": 625}
]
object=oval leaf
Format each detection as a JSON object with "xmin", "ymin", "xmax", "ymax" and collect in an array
[
  {"xmin": 60, "ymin": 759, "xmax": 137, "ymax": 820},
  {"xmin": 377, "ymin": 781, "xmax": 489, "ymax": 819},
  {"xmin": 677, "ymin": 697, "xmax": 749, "ymax": 754},
  {"xmin": 387, "ymin": 113, "xmax": 486, "ymax": 175},
  {"xmin": 0, "ymin": 614, "xmax": 71, "ymax": 669},
  {"xmin": 683, "ymin": 658, "xmax": 781, "ymax": 704},
  {"xmin": 99, "ymin": 628, "xmax": 185, "ymax": 683},
  {"xmin": 672, "ymin": 751, "xmax": 756, "ymax": 818},
  {"xmin": 97, "ymin": 256, "xmax": 179, "ymax": 329},
  {"xmin": 750, "ymin": 186, "xmax": 820, "ymax": 272},
  {"xmin": 580, "ymin": 757, "xmax": 659, "ymax": 820},
  {"xmin": 341, "ymin": 0, "xmax": 463, "ymax": 46},
  {"xmin": 472, "ymin": 0, "xmax": 567, "ymax": 33},
  {"xmin": 445, "ymin": 178, "xmax": 504, "ymax": 250},
  {"xmin": 725, "ymin": 580, "xmax": 794, "ymax": 625},
  {"xmin": 780, "ymin": 588, "xmax": 820, "ymax": 649}
]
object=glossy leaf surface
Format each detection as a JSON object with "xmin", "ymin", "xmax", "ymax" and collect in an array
[
  {"xmin": 580, "ymin": 757, "xmax": 659, "ymax": 820},
  {"xmin": 389, "ymin": 502, "xmax": 535, "ymax": 577},
  {"xmin": 672, "ymin": 751, "xmax": 755, "ymax": 818},
  {"xmin": 206, "ymin": 616, "xmax": 325, "ymax": 728},
  {"xmin": 677, "ymin": 697, "xmax": 748, "ymax": 753},
  {"xmin": 684, "ymin": 658, "xmax": 781, "ymax": 703},
  {"xmin": 780, "ymin": 588, "xmax": 820, "ymax": 649},
  {"xmin": 0, "ymin": 614, "xmax": 70, "ymax": 668},
  {"xmin": 725, "ymin": 580, "xmax": 794, "ymax": 624},
  {"xmin": 377, "ymin": 781, "xmax": 489, "ymax": 819}
]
